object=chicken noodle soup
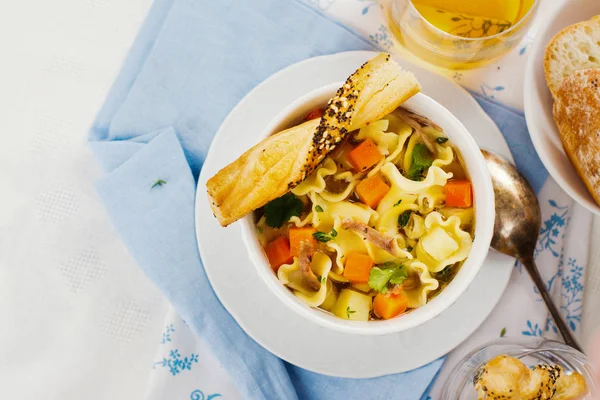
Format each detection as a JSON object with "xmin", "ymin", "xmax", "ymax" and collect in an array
[{"xmin": 255, "ymin": 106, "xmax": 474, "ymax": 321}]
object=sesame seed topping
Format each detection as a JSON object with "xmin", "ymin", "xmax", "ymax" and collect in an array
[
  {"xmin": 342, "ymin": 100, "xmax": 348, "ymax": 108},
  {"xmin": 319, "ymin": 144, "xmax": 324, "ymax": 150},
  {"xmin": 346, "ymin": 112, "xmax": 352, "ymax": 118}
]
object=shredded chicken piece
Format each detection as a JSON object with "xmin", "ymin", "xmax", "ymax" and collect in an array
[
  {"xmin": 299, "ymin": 241, "xmax": 321, "ymax": 291},
  {"xmin": 395, "ymin": 109, "xmax": 438, "ymax": 153},
  {"xmin": 341, "ymin": 218, "xmax": 401, "ymax": 257}
]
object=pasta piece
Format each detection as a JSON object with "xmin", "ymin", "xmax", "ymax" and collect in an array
[
  {"xmin": 356, "ymin": 119, "xmax": 398, "ymax": 156},
  {"xmin": 404, "ymin": 213, "xmax": 426, "ymax": 239},
  {"xmin": 308, "ymin": 192, "xmax": 377, "ymax": 233},
  {"xmin": 432, "ymin": 143, "xmax": 454, "ymax": 168},
  {"xmin": 417, "ymin": 185, "xmax": 445, "ymax": 214},
  {"xmin": 402, "ymin": 133, "xmax": 420, "ymax": 173},
  {"xmin": 326, "ymin": 218, "xmax": 369, "ymax": 273},
  {"xmin": 277, "ymin": 252, "xmax": 332, "ymax": 307},
  {"xmin": 291, "ymin": 158, "xmax": 337, "ymax": 196},
  {"xmin": 380, "ymin": 162, "xmax": 452, "ymax": 195},
  {"xmin": 416, "ymin": 212, "xmax": 472, "ymax": 272},
  {"xmin": 403, "ymin": 260, "xmax": 440, "ymax": 308}
]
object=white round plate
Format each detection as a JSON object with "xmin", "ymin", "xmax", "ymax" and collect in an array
[
  {"xmin": 196, "ymin": 51, "xmax": 515, "ymax": 378},
  {"xmin": 524, "ymin": 0, "xmax": 600, "ymax": 215}
]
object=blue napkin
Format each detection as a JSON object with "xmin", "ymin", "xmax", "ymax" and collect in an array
[{"xmin": 88, "ymin": 0, "xmax": 546, "ymax": 398}]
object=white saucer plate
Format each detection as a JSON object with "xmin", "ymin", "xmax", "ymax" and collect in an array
[
  {"xmin": 524, "ymin": 0, "xmax": 600, "ymax": 215},
  {"xmin": 196, "ymin": 51, "xmax": 515, "ymax": 378}
]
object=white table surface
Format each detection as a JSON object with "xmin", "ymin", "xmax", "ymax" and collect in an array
[{"xmin": 1, "ymin": 0, "xmax": 597, "ymax": 399}]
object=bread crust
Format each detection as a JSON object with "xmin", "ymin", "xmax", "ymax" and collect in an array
[
  {"xmin": 544, "ymin": 16, "xmax": 600, "ymax": 98},
  {"xmin": 553, "ymin": 68, "xmax": 600, "ymax": 206},
  {"xmin": 206, "ymin": 53, "xmax": 420, "ymax": 226}
]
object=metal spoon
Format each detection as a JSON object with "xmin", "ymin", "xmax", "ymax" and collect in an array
[{"xmin": 482, "ymin": 150, "xmax": 582, "ymax": 352}]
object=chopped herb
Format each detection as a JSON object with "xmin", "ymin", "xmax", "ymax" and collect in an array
[
  {"xmin": 500, "ymin": 327, "xmax": 507, "ymax": 337},
  {"xmin": 151, "ymin": 179, "xmax": 166, "ymax": 189},
  {"xmin": 315, "ymin": 205, "xmax": 324, "ymax": 213},
  {"xmin": 313, "ymin": 231, "xmax": 333, "ymax": 242},
  {"xmin": 313, "ymin": 229, "xmax": 338, "ymax": 242},
  {"xmin": 368, "ymin": 263, "xmax": 407, "ymax": 294},
  {"xmin": 393, "ymin": 199, "xmax": 402, "ymax": 207},
  {"xmin": 398, "ymin": 210, "xmax": 412, "ymax": 227},
  {"xmin": 435, "ymin": 265, "xmax": 454, "ymax": 282},
  {"xmin": 257, "ymin": 226, "xmax": 263, "ymax": 234},
  {"xmin": 346, "ymin": 306, "xmax": 356, "ymax": 319},
  {"xmin": 407, "ymin": 143, "xmax": 434, "ymax": 180},
  {"xmin": 317, "ymin": 275, "xmax": 325, "ymax": 283},
  {"xmin": 435, "ymin": 137, "xmax": 449, "ymax": 144},
  {"xmin": 406, "ymin": 246, "xmax": 413, "ymax": 252},
  {"xmin": 264, "ymin": 193, "xmax": 303, "ymax": 228}
]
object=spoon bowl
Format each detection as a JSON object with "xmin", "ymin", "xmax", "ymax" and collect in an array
[{"xmin": 482, "ymin": 150, "xmax": 581, "ymax": 352}]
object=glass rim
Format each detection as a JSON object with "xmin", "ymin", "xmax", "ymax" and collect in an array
[{"xmin": 406, "ymin": 0, "xmax": 540, "ymax": 42}]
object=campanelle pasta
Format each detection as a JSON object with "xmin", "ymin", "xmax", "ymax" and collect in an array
[{"xmin": 256, "ymin": 106, "xmax": 475, "ymax": 321}]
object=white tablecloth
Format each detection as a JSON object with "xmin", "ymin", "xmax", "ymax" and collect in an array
[{"xmin": 1, "ymin": 0, "xmax": 597, "ymax": 399}]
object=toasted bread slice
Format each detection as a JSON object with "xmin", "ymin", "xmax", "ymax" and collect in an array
[
  {"xmin": 544, "ymin": 15, "xmax": 600, "ymax": 98},
  {"xmin": 206, "ymin": 53, "xmax": 420, "ymax": 226},
  {"xmin": 553, "ymin": 68, "xmax": 600, "ymax": 206}
]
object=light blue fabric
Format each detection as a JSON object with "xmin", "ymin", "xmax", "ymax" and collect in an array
[{"xmin": 88, "ymin": 0, "xmax": 545, "ymax": 399}]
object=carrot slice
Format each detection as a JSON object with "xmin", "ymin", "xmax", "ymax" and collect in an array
[
  {"xmin": 444, "ymin": 180, "xmax": 472, "ymax": 208},
  {"xmin": 305, "ymin": 108, "xmax": 325, "ymax": 121},
  {"xmin": 265, "ymin": 236, "xmax": 292, "ymax": 272},
  {"xmin": 289, "ymin": 227, "xmax": 317, "ymax": 257},
  {"xmin": 373, "ymin": 291, "xmax": 408, "ymax": 320},
  {"xmin": 343, "ymin": 252, "xmax": 375, "ymax": 284},
  {"xmin": 356, "ymin": 174, "xmax": 390, "ymax": 209},
  {"xmin": 347, "ymin": 138, "xmax": 383, "ymax": 172}
]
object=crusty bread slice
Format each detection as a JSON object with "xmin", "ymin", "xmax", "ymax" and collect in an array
[
  {"xmin": 553, "ymin": 68, "xmax": 600, "ymax": 206},
  {"xmin": 544, "ymin": 15, "xmax": 600, "ymax": 98},
  {"xmin": 207, "ymin": 53, "xmax": 421, "ymax": 226}
]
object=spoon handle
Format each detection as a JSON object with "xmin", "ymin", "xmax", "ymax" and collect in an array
[{"xmin": 522, "ymin": 258, "xmax": 582, "ymax": 352}]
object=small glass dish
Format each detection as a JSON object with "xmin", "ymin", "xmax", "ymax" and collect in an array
[
  {"xmin": 388, "ymin": 0, "xmax": 539, "ymax": 69},
  {"xmin": 441, "ymin": 337, "xmax": 597, "ymax": 399}
]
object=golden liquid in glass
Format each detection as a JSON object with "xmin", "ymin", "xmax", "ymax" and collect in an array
[{"xmin": 389, "ymin": 0, "xmax": 537, "ymax": 69}]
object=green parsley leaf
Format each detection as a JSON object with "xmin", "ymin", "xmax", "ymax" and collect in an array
[
  {"xmin": 500, "ymin": 327, "xmax": 507, "ymax": 337},
  {"xmin": 346, "ymin": 306, "xmax": 356, "ymax": 319},
  {"xmin": 407, "ymin": 143, "xmax": 434, "ymax": 180},
  {"xmin": 435, "ymin": 137, "xmax": 449, "ymax": 144},
  {"xmin": 398, "ymin": 210, "xmax": 412, "ymax": 227},
  {"xmin": 317, "ymin": 275, "xmax": 325, "ymax": 284},
  {"xmin": 393, "ymin": 199, "xmax": 402, "ymax": 207},
  {"xmin": 315, "ymin": 205, "xmax": 324, "ymax": 213},
  {"xmin": 151, "ymin": 179, "xmax": 166, "ymax": 189},
  {"xmin": 257, "ymin": 226, "xmax": 263, "ymax": 234},
  {"xmin": 406, "ymin": 246, "xmax": 413, "ymax": 252},
  {"xmin": 368, "ymin": 263, "xmax": 407, "ymax": 294},
  {"xmin": 264, "ymin": 193, "xmax": 303, "ymax": 228},
  {"xmin": 434, "ymin": 265, "xmax": 454, "ymax": 282},
  {"xmin": 330, "ymin": 228, "xmax": 338, "ymax": 238},
  {"xmin": 368, "ymin": 268, "xmax": 394, "ymax": 294},
  {"xmin": 313, "ymin": 231, "xmax": 332, "ymax": 242},
  {"xmin": 389, "ymin": 266, "xmax": 408, "ymax": 285}
]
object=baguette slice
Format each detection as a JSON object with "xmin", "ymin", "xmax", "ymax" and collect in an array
[
  {"xmin": 207, "ymin": 53, "xmax": 420, "ymax": 226},
  {"xmin": 553, "ymin": 68, "xmax": 600, "ymax": 206},
  {"xmin": 544, "ymin": 15, "xmax": 600, "ymax": 98}
]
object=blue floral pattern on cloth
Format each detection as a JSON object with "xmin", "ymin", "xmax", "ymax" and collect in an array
[
  {"xmin": 358, "ymin": 0, "xmax": 378, "ymax": 15},
  {"xmin": 369, "ymin": 25, "xmax": 394, "ymax": 50},
  {"xmin": 153, "ymin": 349, "xmax": 200, "ymax": 376},
  {"xmin": 536, "ymin": 200, "xmax": 569, "ymax": 258},
  {"xmin": 161, "ymin": 324, "xmax": 175, "ymax": 344},
  {"xmin": 153, "ymin": 324, "xmax": 199, "ymax": 376},
  {"xmin": 190, "ymin": 389, "xmax": 222, "ymax": 400}
]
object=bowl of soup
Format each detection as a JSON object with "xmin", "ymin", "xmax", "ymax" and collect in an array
[{"xmin": 241, "ymin": 82, "xmax": 494, "ymax": 335}]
